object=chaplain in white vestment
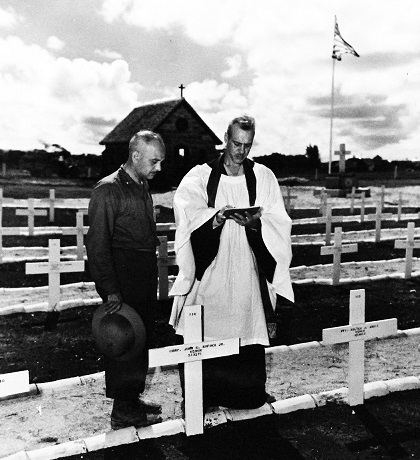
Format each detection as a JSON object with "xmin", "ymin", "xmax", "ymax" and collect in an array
[{"xmin": 169, "ymin": 115, "xmax": 294, "ymax": 410}]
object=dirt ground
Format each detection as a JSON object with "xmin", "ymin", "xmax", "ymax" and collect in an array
[
  {"xmin": 66, "ymin": 390, "xmax": 420, "ymax": 460},
  {"xmin": 0, "ymin": 315, "xmax": 419, "ymax": 459},
  {"xmin": 1, "ymin": 191, "xmax": 420, "ymax": 459},
  {"xmin": 1, "ymin": 274, "xmax": 420, "ymax": 459}
]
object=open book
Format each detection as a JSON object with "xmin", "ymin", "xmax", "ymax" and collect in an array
[{"xmin": 223, "ymin": 206, "xmax": 261, "ymax": 218}]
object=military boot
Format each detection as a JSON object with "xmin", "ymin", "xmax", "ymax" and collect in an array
[{"xmin": 111, "ymin": 399, "xmax": 162, "ymax": 430}]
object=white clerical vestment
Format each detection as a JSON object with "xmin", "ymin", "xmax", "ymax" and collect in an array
[{"xmin": 169, "ymin": 162, "xmax": 294, "ymax": 347}]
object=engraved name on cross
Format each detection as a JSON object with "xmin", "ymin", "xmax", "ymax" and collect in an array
[
  {"xmin": 149, "ymin": 305, "xmax": 239, "ymax": 436},
  {"xmin": 322, "ymin": 289, "xmax": 398, "ymax": 406}
]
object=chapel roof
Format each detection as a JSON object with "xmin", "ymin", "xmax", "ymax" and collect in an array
[{"xmin": 100, "ymin": 97, "xmax": 222, "ymax": 145}]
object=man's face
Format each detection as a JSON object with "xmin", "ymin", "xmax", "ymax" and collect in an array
[
  {"xmin": 224, "ymin": 125, "xmax": 254, "ymax": 165},
  {"xmin": 133, "ymin": 141, "xmax": 166, "ymax": 180}
]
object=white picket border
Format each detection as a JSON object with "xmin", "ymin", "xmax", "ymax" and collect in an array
[
  {"xmin": 293, "ymin": 211, "xmax": 419, "ymax": 226},
  {"xmin": 3, "ymin": 328, "xmax": 420, "ymax": 460},
  {"xmin": 0, "ymin": 279, "xmax": 178, "ymax": 315},
  {"xmin": 6, "ymin": 374, "xmax": 420, "ymax": 460},
  {"xmin": 3, "ymin": 326, "xmax": 418, "ymax": 401},
  {"xmin": 292, "ymin": 226, "xmax": 420, "ymax": 245},
  {"xmin": 2, "ymin": 257, "xmax": 420, "ymax": 315},
  {"xmin": 0, "ymin": 224, "xmax": 175, "ymax": 237},
  {"xmin": 0, "ymin": 225, "xmax": 418, "ymax": 263},
  {"xmin": 1, "ymin": 214, "xmax": 419, "ymax": 237}
]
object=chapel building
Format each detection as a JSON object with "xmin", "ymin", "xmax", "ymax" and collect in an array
[{"xmin": 99, "ymin": 97, "xmax": 222, "ymax": 188}]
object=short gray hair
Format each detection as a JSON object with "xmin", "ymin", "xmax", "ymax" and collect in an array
[
  {"xmin": 129, "ymin": 130, "xmax": 165, "ymax": 155},
  {"xmin": 226, "ymin": 115, "xmax": 255, "ymax": 139}
]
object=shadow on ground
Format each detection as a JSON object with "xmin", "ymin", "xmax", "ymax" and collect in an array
[{"xmin": 63, "ymin": 390, "xmax": 420, "ymax": 459}]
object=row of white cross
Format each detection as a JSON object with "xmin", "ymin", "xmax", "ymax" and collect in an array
[
  {"xmin": 0, "ymin": 198, "xmax": 407, "ymax": 437},
  {"xmin": 0, "ymin": 193, "xmax": 418, "ymax": 292},
  {"xmin": 158, "ymin": 288, "xmax": 398, "ymax": 435},
  {"xmin": 0, "ymin": 208, "xmax": 415, "ymax": 266},
  {"xmin": 8, "ymin": 194, "xmax": 399, "ymax": 248},
  {"xmin": 19, "ymin": 219, "xmax": 420, "ymax": 311},
  {"xmin": 313, "ymin": 185, "xmax": 401, "ymax": 218},
  {"xmin": 317, "ymin": 200, "xmax": 419, "ymax": 246},
  {"xmin": 1, "ymin": 290, "xmax": 397, "ymax": 436},
  {"xmin": 1, "ymin": 193, "xmax": 420, "ymax": 293},
  {"xmin": 7, "ymin": 220, "xmax": 420, "ymax": 308},
  {"xmin": 0, "ymin": 207, "xmax": 88, "ymax": 262},
  {"xmin": 11, "ymin": 199, "xmax": 88, "ymax": 238},
  {"xmin": 22, "ymin": 236, "xmax": 176, "ymax": 311},
  {"xmin": 321, "ymin": 223, "xmax": 420, "ymax": 285},
  {"xmin": 1, "ymin": 189, "xmax": 58, "ymax": 224},
  {"xmin": 1, "ymin": 195, "xmax": 415, "ymax": 251},
  {"xmin": 321, "ymin": 200, "xmax": 395, "ymax": 234},
  {"xmin": 0, "ymin": 181, "xmax": 411, "ymax": 437},
  {"xmin": 0, "ymin": 184, "xmax": 405, "ymax": 226}
]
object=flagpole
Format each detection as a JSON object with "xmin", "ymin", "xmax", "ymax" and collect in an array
[
  {"xmin": 329, "ymin": 15, "xmax": 360, "ymax": 174},
  {"xmin": 328, "ymin": 56, "xmax": 336, "ymax": 175}
]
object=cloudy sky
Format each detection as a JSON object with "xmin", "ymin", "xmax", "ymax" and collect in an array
[{"xmin": 1, "ymin": 0, "xmax": 420, "ymax": 162}]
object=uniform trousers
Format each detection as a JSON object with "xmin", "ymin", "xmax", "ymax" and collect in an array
[{"xmin": 96, "ymin": 249, "xmax": 157, "ymax": 400}]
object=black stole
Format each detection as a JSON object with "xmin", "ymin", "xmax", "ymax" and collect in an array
[
  {"xmin": 191, "ymin": 155, "xmax": 276, "ymax": 284},
  {"xmin": 206, "ymin": 154, "xmax": 256, "ymax": 207}
]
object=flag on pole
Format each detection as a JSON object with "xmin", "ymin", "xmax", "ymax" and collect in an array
[{"xmin": 332, "ymin": 17, "xmax": 360, "ymax": 60}]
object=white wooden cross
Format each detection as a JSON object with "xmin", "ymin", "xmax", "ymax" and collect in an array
[
  {"xmin": 49, "ymin": 189, "xmax": 55, "ymax": 223},
  {"xmin": 149, "ymin": 304, "xmax": 239, "ymax": 436},
  {"xmin": 26, "ymin": 239, "xmax": 85, "ymax": 312},
  {"xmin": 334, "ymin": 143, "xmax": 350, "ymax": 174},
  {"xmin": 321, "ymin": 227, "xmax": 358, "ymax": 285},
  {"xmin": 379, "ymin": 185, "xmax": 386, "ymax": 211},
  {"xmin": 319, "ymin": 189, "xmax": 328, "ymax": 216},
  {"xmin": 283, "ymin": 187, "xmax": 297, "ymax": 214},
  {"xmin": 62, "ymin": 209, "xmax": 89, "ymax": 260},
  {"xmin": 359, "ymin": 191, "xmax": 366, "ymax": 223},
  {"xmin": 396, "ymin": 192, "xmax": 404, "ymax": 222},
  {"xmin": 322, "ymin": 289, "xmax": 397, "ymax": 406},
  {"xmin": 394, "ymin": 222, "xmax": 420, "ymax": 279},
  {"xmin": 346, "ymin": 187, "xmax": 364, "ymax": 215},
  {"xmin": 317, "ymin": 204, "xmax": 343, "ymax": 245},
  {"xmin": 16, "ymin": 198, "xmax": 47, "ymax": 236},
  {"xmin": 365, "ymin": 202, "xmax": 393, "ymax": 243},
  {"xmin": 347, "ymin": 187, "xmax": 356, "ymax": 214}
]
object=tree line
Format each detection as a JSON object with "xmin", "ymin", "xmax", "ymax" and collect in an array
[
  {"xmin": 254, "ymin": 145, "xmax": 420, "ymax": 177},
  {"xmin": 0, "ymin": 146, "xmax": 102, "ymax": 179},
  {"xmin": 1, "ymin": 144, "xmax": 419, "ymax": 181}
]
